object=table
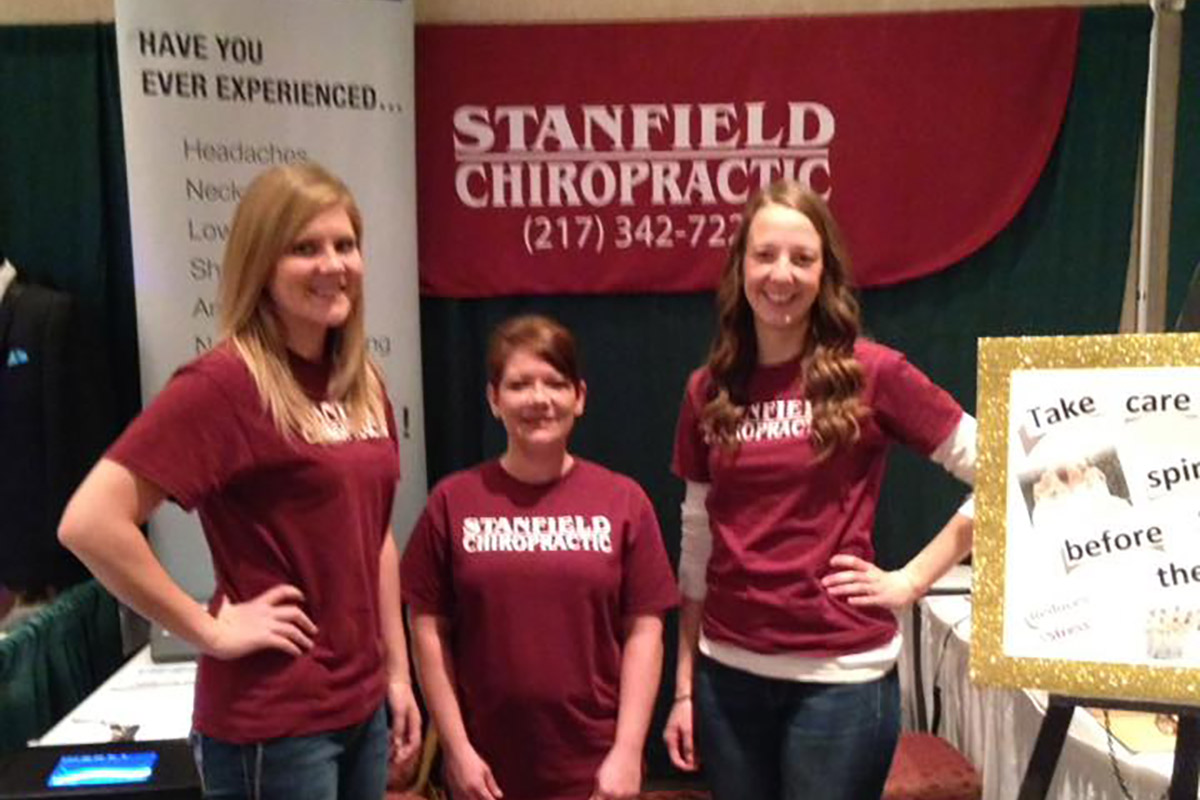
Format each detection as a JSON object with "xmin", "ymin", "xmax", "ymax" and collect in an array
[
  {"xmin": 34, "ymin": 600, "xmax": 1190, "ymax": 797},
  {"xmin": 902, "ymin": 592, "xmax": 1189, "ymax": 799},
  {"xmin": 37, "ymin": 646, "xmax": 195, "ymax": 747}
]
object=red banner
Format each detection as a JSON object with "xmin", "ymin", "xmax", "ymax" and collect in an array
[{"xmin": 416, "ymin": 10, "xmax": 1078, "ymax": 297}]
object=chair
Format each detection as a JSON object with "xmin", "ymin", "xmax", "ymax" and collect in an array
[
  {"xmin": 386, "ymin": 726, "xmax": 442, "ymax": 800},
  {"xmin": 882, "ymin": 732, "xmax": 982, "ymax": 800}
]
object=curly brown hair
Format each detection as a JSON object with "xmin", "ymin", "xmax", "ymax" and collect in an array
[{"xmin": 701, "ymin": 180, "xmax": 867, "ymax": 459}]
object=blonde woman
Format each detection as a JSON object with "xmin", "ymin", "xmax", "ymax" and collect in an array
[{"xmin": 58, "ymin": 163, "xmax": 420, "ymax": 800}]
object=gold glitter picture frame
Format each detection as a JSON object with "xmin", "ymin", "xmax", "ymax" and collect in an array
[{"xmin": 972, "ymin": 333, "xmax": 1200, "ymax": 702}]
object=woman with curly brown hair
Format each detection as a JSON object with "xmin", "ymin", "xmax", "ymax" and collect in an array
[{"xmin": 662, "ymin": 180, "xmax": 976, "ymax": 800}]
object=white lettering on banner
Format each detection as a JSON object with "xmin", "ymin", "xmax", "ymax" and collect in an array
[
  {"xmin": 453, "ymin": 101, "xmax": 836, "ymax": 209},
  {"xmin": 461, "ymin": 515, "xmax": 614, "ymax": 553}
]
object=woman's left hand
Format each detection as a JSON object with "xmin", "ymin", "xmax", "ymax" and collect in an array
[
  {"xmin": 590, "ymin": 743, "xmax": 641, "ymax": 800},
  {"xmin": 822, "ymin": 554, "xmax": 920, "ymax": 609},
  {"xmin": 387, "ymin": 680, "xmax": 423, "ymax": 768}
]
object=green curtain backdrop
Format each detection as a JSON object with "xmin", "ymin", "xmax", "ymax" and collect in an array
[
  {"xmin": 0, "ymin": 24, "xmax": 140, "ymax": 432},
  {"xmin": 0, "ymin": 24, "xmax": 140, "ymax": 757},
  {"xmin": 0, "ymin": 6, "xmax": 1177, "ymax": 780},
  {"xmin": 0, "ymin": 581, "xmax": 124, "ymax": 755}
]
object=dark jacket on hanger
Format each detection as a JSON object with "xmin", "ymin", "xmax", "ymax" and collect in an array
[{"xmin": 0, "ymin": 279, "xmax": 89, "ymax": 593}]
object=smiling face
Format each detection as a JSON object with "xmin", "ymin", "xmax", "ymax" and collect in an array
[
  {"xmin": 487, "ymin": 347, "xmax": 586, "ymax": 453},
  {"xmin": 742, "ymin": 202, "xmax": 825, "ymax": 342},
  {"xmin": 268, "ymin": 204, "xmax": 363, "ymax": 358}
]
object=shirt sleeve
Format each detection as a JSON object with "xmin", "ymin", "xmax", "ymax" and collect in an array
[
  {"xmin": 929, "ymin": 413, "xmax": 977, "ymax": 519},
  {"xmin": 870, "ymin": 348, "xmax": 964, "ymax": 457},
  {"xmin": 930, "ymin": 413, "xmax": 976, "ymax": 485},
  {"xmin": 677, "ymin": 480, "xmax": 712, "ymax": 600},
  {"xmin": 400, "ymin": 488, "xmax": 455, "ymax": 616},
  {"xmin": 671, "ymin": 370, "xmax": 711, "ymax": 482},
  {"xmin": 620, "ymin": 485, "xmax": 680, "ymax": 617},
  {"xmin": 105, "ymin": 364, "xmax": 254, "ymax": 510}
]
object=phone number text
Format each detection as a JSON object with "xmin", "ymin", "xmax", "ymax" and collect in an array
[{"xmin": 522, "ymin": 212, "xmax": 743, "ymax": 255}]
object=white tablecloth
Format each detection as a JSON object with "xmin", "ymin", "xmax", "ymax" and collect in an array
[
  {"xmin": 901, "ymin": 593, "xmax": 1187, "ymax": 799},
  {"xmin": 37, "ymin": 646, "xmax": 195, "ymax": 746},
  {"xmin": 33, "ymin": 602, "xmax": 1191, "ymax": 797}
]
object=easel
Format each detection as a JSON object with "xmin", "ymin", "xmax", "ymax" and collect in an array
[{"xmin": 1017, "ymin": 694, "xmax": 1200, "ymax": 800}]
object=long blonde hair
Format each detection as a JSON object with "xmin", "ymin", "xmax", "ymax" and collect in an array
[
  {"xmin": 218, "ymin": 162, "xmax": 384, "ymax": 440},
  {"xmin": 702, "ymin": 179, "xmax": 866, "ymax": 460}
]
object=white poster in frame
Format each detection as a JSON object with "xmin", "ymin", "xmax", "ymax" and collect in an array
[{"xmin": 972, "ymin": 333, "xmax": 1200, "ymax": 702}]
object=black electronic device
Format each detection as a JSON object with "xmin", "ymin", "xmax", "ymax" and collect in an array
[{"xmin": 0, "ymin": 740, "xmax": 199, "ymax": 799}]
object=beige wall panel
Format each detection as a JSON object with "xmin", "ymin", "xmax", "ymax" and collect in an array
[
  {"xmin": 416, "ymin": 0, "xmax": 1134, "ymax": 22},
  {"xmin": 4, "ymin": 0, "xmax": 113, "ymax": 23},
  {"xmin": 4, "ymin": 0, "xmax": 1137, "ymax": 26}
]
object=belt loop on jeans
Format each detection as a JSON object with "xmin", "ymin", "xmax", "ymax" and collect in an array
[
  {"xmin": 253, "ymin": 744, "xmax": 264, "ymax": 800},
  {"xmin": 190, "ymin": 733, "xmax": 206, "ymax": 795},
  {"xmin": 238, "ymin": 745, "xmax": 264, "ymax": 800},
  {"xmin": 239, "ymin": 747, "xmax": 252, "ymax": 800}
]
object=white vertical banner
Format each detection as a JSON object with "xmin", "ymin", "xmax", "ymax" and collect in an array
[{"xmin": 115, "ymin": 0, "xmax": 425, "ymax": 596}]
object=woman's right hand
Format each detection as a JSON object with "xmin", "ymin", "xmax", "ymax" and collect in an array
[
  {"xmin": 207, "ymin": 584, "xmax": 318, "ymax": 659},
  {"xmin": 663, "ymin": 696, "xmax": 699, "ymax": 772},
  {"xmin": 445, "ymin": 743, "xmax": 504, "ymax": 800}
]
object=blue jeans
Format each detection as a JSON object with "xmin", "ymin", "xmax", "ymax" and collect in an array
[
  {"xmin": 695, "ymin": 656, "xmax": 900, "ymax": 800},
  {"xmin": 190, "ymin": 704, "xmax": 389, "ymax": 800}
]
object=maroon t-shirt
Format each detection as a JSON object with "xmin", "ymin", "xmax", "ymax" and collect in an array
[
  {"xmin": 672, "ymin": 340, "xmax": 962, "ymax": 657},
  {"xmin": 107, "ymin": 343, "xmax": 399, "ymax": 742},
  {"xmin": 401, "ymin": 459, "xmax": 678, "ymax": 800}
]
